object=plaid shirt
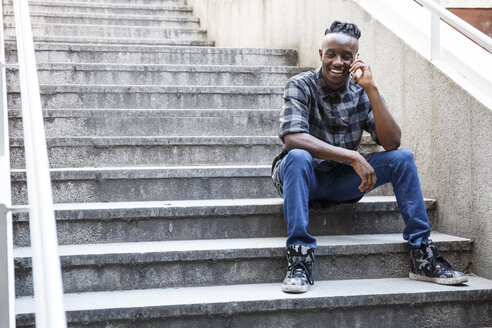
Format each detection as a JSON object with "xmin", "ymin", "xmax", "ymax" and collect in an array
[{"xmin": 271, "ymin": 67, "xmax": 381, "ymax": 196}]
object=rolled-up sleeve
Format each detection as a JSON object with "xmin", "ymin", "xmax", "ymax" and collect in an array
[{"xmin": 278, "ymin": 79, "xmax": 310, "ymax": 142}]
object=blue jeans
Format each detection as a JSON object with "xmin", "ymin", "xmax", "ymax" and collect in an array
[{"xmin": 278, "ymin": 148, "xmax": 430, "ymax": 249}]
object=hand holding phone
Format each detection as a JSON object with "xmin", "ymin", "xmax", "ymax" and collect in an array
[{"xmin": 349, "ymin": 54, "xmax": 375, "ymax": 89}]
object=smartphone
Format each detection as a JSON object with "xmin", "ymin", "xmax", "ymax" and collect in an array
[{"xmin": 351, "ymin": 53, "xmax": 360, "ymax": 83}]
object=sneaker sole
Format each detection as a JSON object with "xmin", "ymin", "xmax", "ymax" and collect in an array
[
  {"xmin": 281, "ymin": 284, "xmax": 309, "ymax": 293},
  {"xmin": 409, "ymin": 272, "xmax": 468, "ymax": 285}
]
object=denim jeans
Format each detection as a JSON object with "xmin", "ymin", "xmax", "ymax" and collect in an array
[{"xmin": 278, "ymin": 148, "xmax": 430, "ymax": 250}]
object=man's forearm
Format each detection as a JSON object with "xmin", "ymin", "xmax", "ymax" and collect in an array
[
  {"xmin": 365, "ymin": 85, "xmax": 401, "ymax": 151},
  {"xmin": 284, "ymin": 133, "xmax": 359, "ymax": 163}
]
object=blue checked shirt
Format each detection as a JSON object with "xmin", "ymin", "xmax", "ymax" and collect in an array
[{"xmin": 271, "ymin": 67, "xmax": 381, "ymax": 196}]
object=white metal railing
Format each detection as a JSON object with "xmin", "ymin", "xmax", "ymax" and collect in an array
[
  {"xmin": 414, "ymin": 0, "xmax": 492, "ymax": 59},
  {"xmin": 0, "ymin": 0, "xmax": 67, "ymax": 327}
]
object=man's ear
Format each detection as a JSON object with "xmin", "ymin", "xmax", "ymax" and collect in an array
[{"xmin": 319, "ymin": 49, "xmax": 323, "ymax": 60}]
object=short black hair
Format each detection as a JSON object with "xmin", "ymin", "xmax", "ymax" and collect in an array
[{"xmin": 325, "ymin": 21, "xmax": 361, "ymax": 40}]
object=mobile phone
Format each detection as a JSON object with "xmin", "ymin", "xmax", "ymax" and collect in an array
[{"xmin": 351, "ymin": 53, "xmax": 360, "ymax": 83}]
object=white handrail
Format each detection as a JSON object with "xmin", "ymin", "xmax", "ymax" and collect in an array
[
  {"xmin": 414, "ymin": 0, "xmax": 492, "ymax": 53},
  {"xmin": 12, "ymin": 0, "xmax": 67, "ymax": 327}
]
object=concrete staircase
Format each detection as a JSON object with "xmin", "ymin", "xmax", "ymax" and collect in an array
[{"xmin": 4, "ymin": 0, "xmax": 492, "ymax": 326}]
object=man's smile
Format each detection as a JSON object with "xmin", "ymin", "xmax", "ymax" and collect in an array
[{"xmin": 328, "ymin": 67, "xmax": 346, "ymax": 77}]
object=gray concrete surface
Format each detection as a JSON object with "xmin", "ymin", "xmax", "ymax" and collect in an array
[
  {"xmin": 15, "ymin": 277, "xmax": 492, "ymax": 328},
  {"xmin": 7, "ymin": 63, "xmax": 307, "ymax": 86},
  {"xmin": 11, "ymin": 197, "xmax": 437, "ymax": 246},
  {"xmin": 8, "ymin": 109, "xmax": 281, "ymax": 137},
  {"xmin": 5, "ymin": 43, "xmax": 298, "ymax": 66},
  {"xmin": 7, "ymin": 85, "xmax": 284, "ymax": 109},
  {"xmin": 10, "ymin": 165, "xmax": 278, "ymax": 204},
  {"xmin": 10, "ymin": 164, "xmax": 391, "ymax": 204},
  {"xmin": 13, "ymin": 233, "xmax": 472, "ymax": 296},
  {"xmin": 6, "ymin": 35, "xmax": 215, "ymax": 46},
  {"xmin": 10, "ymin": 136, "xmax": 284, "ymax": 168},
  {"xmin": 3, "ymin": 12, "xmax": 200, "ymax": 28},
  {"xmin": 9, "ymin": 135, "xmax": 379, "ymax": 168},
  {"xmin": 8, "ymin": 0, "xmax": 182, "ymax": 3},
  {"xmin": 4, "ymin": 24, "xmax": 208, "ymax": 40},
  {"xmin": 3, "ymin": 2, "xmax": 194, "ymax": 16}
]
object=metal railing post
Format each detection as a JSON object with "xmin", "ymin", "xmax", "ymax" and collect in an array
[
  {"xmin": 431, "ymin": 0, "xmax": 440, "ymax": 60},
  {"xmin": 0, "ymin": 205, "xmax": 15, "ymax": 328},
  {"xmin": 0, "ymin": 0, "xmax": 16, "ymax": 326},
  {"xmin": 12, "ymin": 0, "xmax": 67, "ymax": 327}
]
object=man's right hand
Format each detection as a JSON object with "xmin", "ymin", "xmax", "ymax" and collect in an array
[{"xmin": 350, "ymin": 152, "xmax": 376, "ymax": 193}]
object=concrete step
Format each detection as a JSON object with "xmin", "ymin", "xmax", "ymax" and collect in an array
[
  {"xmin": 4, "ymin": 24, "xmax": 208, "ymax": 40},
  {"xmin": 8, "ymin": 109, "xmax": 281, "ymax": 137},
  {"xmin": 3, "ymin": 2, "xmax": 194, "ymax": 16},
  {"xmin": 3, "ymin": 11, "xmax": 200, "ymax": 28},
  {"xmin": 7, "ymin": 63, "xmax": 307, "ymax": 86},
  {"xmin": 13, "ymin": 233, "xmax": 472, "ymax": 296},
  {"xmin": 14, "ymin": 0, "xmax": 185, "ymax": 4},
  {"xmin": 10, "ymin": 135, "xmax": 380, "ymax": 168},
  {"xmin": 11, "ymin": 163, "xmax": 393, "ymax": 204},
  {"xmin": 5, "ymin": 0, "xmax": 184, "ymax": 5},
  {"xmin": 11, "ymin": 197, "xmax": 437, "ymax": 246},
  {"xmin": 4, "ymin": 35, "xmax": 214, "ymax": 46},
  {"xmin": 10, "ymin": 165, "xmax": 277, "ymax": 204},
  {"xmin": 15, "ymin": 276, "xmax": 492, "ymax": 328},
  {"xmin": 7, "ymin": 85, "xmax": 284, "ymax": 109},
  {"xmin": 9, "ymin": 136, "xmax": 283, "ymax": 168},
  {"xmin": 5, "ymin": 43, "xmax": 298, "ymax": 66}
]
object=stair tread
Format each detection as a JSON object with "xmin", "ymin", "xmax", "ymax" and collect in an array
[
  {"xmin": 22, "ymin": 62, "xmax": 309, "ymax": 72},
  {"xmin": 4, "ymin": 10, "xmax": 199, "ymax": 21},
  {"xmin": 11, "ymin": 195, "xmax": 428, "ymax": 211},
  {"xmin": 5, "ymin": 22, "xmax": 207, "ymax": 32},
  {"xmin": 9, "ymin": 165, "xmax": 274, "ymax": 183},
  {"xmin": 5, "ymin": 36, "xmax": 213, "ymax": 46},
  {"xmin": 15, "ymin": 276, "xmax": 492, "ymax": 315},
  {"xmin": 8, "ymin": 108, "xmax": 281, "ymax": 117},
  {"xmin": 10, "ymin": 135, "xmax": 283, "ymax": 146},
  {"xmin": 4, "ymin": 41, "xmax": 297, "ymax": 55},
  {"xmin": 9, "ymin": 84, "xmax": 285, "ymax": 93},
  {"xmin": 4, "ymin": 1, "xmax": 193, "ymax": 11},
  {"xmin": 9, "ymin": 135, "xmax": 375, "ymax": 145},
  {"xmin": 11, "ymin": 195, "xmax": 436, "ymax": 221},
  {"xmin": 13, "ymin": 232, "xmax": 469, "ymax": 260}
]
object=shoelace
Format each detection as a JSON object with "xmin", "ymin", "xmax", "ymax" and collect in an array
[
  {"xmin": 287, "ymin": 262, "xmax": 314, "ymax": 285},
  {"xmin": 435, "ymin": 255, "xmax": 454, "ymax": 270},
  {"xmin": 428, "ymin": 246, "xmax": 454, "ymax": 272}
]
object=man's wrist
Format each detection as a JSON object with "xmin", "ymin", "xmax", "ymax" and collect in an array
[
  {"xmin": 363, "ymin": 83, "xmax": 378, "ymax": 94},
  {"xmin": 345, "ymin": 149, "xmax": 361, "ymax": 164}
]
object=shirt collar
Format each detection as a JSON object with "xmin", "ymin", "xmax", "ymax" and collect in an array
[{"xmin": 316, "ymin": 67, "xmax": 352, "ymax": 98}]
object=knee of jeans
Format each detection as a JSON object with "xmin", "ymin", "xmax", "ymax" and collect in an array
[
  {"xmin": 285, "ymin": 149, "xmax": 313, "ymax": 167},
  {"xmin": 282, "ymin": 149, "xmax": 314, "ymax": 173},
  {"xmin": 280, "ymin": 149, "xmax": 314, "ymax": 183},
  {"xmin": 392, "ymin": 148, "xmax": 415, "ymax": 164}
]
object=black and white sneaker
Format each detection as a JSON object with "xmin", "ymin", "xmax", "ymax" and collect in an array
[
  {"xmin": 282, "ymin": 245, "xmax": 314, "ymax": 293},
  {"xmin": 409, "ymin": 240, "xmax": 468, "ymax": 285}
]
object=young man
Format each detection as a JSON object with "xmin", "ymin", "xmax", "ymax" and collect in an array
[{"xmin": 271, "ymin": 21, "xmax": 467, "ymax": 293}]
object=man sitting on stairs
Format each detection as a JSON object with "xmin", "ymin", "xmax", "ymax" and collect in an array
[{"xmin": 271, "ymin": 20, "xmax": 468, "ymax": 293}]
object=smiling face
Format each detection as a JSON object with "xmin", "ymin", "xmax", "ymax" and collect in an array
[{"xmin": 319, "ymin": 33, "xmax": 359, "ymax": 90}]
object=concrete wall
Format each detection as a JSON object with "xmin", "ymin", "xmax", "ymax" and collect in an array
[{"xmin": 187, "ymin": 0, "xmax": 492, "ymax": 279}]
